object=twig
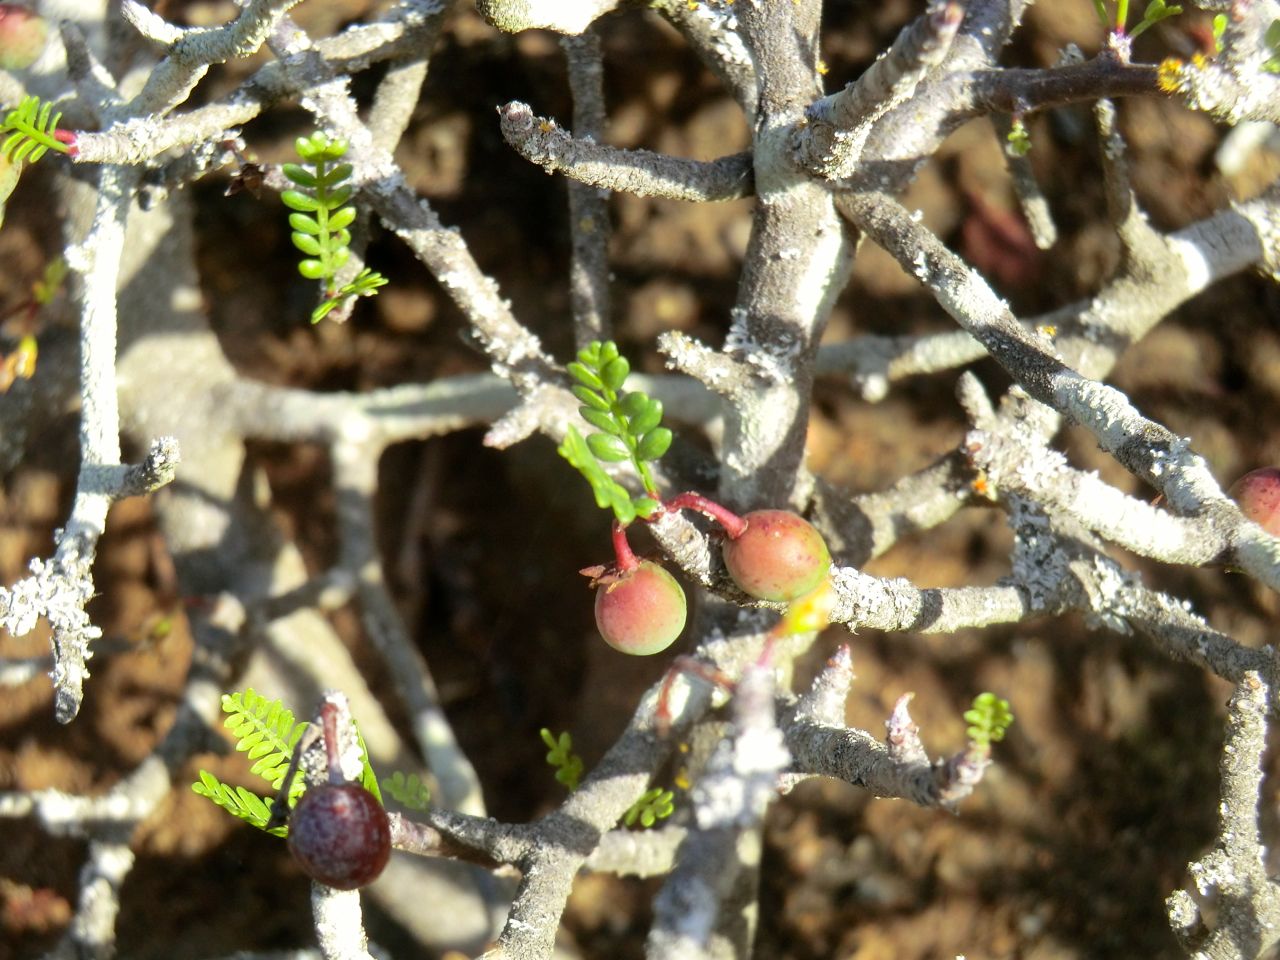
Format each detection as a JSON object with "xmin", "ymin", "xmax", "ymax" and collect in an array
[
  {"xmin": 499, "ymin": 101, "xmax": 753, "ymax": 202},
  {"xmin": 1167, "ymin": 673, "xmax": 1280, "ymax": 958},
  {"xmin": 331, "ymin": 437, "xmax": 486, "ymax": 816},
  {"xmin": 561, "ymin": 30, "xmax": 612, "ymax": 346}
]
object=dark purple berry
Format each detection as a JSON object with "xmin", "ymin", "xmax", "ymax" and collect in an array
[
  {"xmin": 722, "ymin": 510, "xmax": 831, "ymax": 602},
  {"xmin": 1230, "ymin": 467, "xmax": 1280, "ymax": 537},
  {"xmin": 594, "ymin": 560, "xmax": 686, "ymax": 655},
  {"xmin": 287, "ymin": 783, "xmax": 390, "ymax": 890}
]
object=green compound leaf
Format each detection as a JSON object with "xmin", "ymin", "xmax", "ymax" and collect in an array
[
  {"xmin": 311, "ymin": 268, "xmax": 389, "ymax": 324},
  {"xmin": 540, "ymin": 728, "xmax": 584, "ymax": 791},
  {"xmin": 279, "ymin": 132, "xmax": 387, "ymax": 317},
  {"xmin": 192, "ymin": 770, "xmax": 289, "ymax": 837},
  {"xmin": 1129, "ymin": 0, "xmax": 1182, "ymax": 37},
  {"xmin": 637, "ymin": 427, "xmax": 672, "ymax": 462},
  {"xmin": 220, "ymin": 688, "xmax": 309, "ymax": 794},
  {"xmin": 381, "ymin": 771, "xmax": 431, "ymax": 810},
  {"xmin": 560, "ymin": 341, "xmax": 675, "ymax": 518},
  {"xmin": 964, "ymin": 692, "xmax": 1015, "ymax": 748},
  {"xmin": 587, "ymin": 432, "xmax": 630, "ymax": 463},
  {"xmin": 558, "ymin": 425, "xmax": 638, "ymax": 524},
  {"xmin": 1006, "ymin": 118, "xmax": 1032, "ymax": 158},
  {"xmin": 354, "ymin": 723, "xmax": 382, "ymax": 805},
  {"xmin": 1, "ymin": 96, "xmax": 69, "ymax": 167},
  {"xmin": 623, "ymin": 787, "xmax": 674, "ymax": 828}
]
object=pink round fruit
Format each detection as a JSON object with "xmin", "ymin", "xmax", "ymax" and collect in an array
[
  {"xmin": 1230, "ymin": 467, "xmax": 1280, "ymax": 537},
  {"xmin": 594, "ymin": 560, "xmax": 686, "ymax": 655},
  {"xmin": 722, "ymin": 510, "xmax": 831, "ymax": 602},
  {"xmin": 0, "ymin": 5, "xmax": 47, "ymax": 70},
  {"xmin": 287, "ymin": 783, "xmax": 391, "ymax": 890}
]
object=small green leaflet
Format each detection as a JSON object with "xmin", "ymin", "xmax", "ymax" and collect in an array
[{"xmin": 559, "ymin": 425, "xmax": 658, "ymax": 524}]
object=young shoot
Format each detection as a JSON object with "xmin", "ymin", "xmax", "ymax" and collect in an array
[
  {"xmin": 192, "ymin": 688, "xmax": 381, "ymax": 836},
  {"xmin": 0, "ymin": 94, "xmax": 74, "ymax": 222},
  {"xmin": 380, "ymin": 770, "xmax": 431, "ymax": 811},
  {"xmin": 559, "ymin": 340, "xmax": 673, "ymax": 524},
  {"xmin": 964, "ymin": 692, "xmax": 1015, "ymax": 750},
  {"xmin": 282, "ymin": 132, "xmax": 389, "ymax": 324},
  {"xmin": 623, "ymin": 787, "xmax": 675, "ymax": 828},
  {"xmin": 1091, "ymin": 0, "xmax": 1182, "ymax": 38},
  {"xmin": 540, "ymin": 728, "xmax": 584, "ymax": 791}
]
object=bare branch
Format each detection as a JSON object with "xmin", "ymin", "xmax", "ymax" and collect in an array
[
  {"xmin": 331, "ymin": 437, "xmax": 486, "ymax": 815},
  {"xmin": 499, "ymin": 101, "xmax": 753, "ymax": 202},
  {"xmin": 561, "ymin": 29, "xmax": 612, "ymax": 345},
  {"xmin": 795, "ymin": 1, "xmax": 962, "ymax": 179},
  {"xmin": 123, "ymin": 0, "xmax": 307, "ymax": 116},
  {"xmin": 475, "ymin": 0, "xmax": 620, "ymax": 35},
  {"xmin": 1167, "ymin": 673, "xmax": 1280, "ymax": 958}
]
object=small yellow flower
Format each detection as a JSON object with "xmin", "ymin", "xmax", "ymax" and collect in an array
[{"xmin": 1157, "ymin": 57, "xmax": 1185, "ymax": 93}]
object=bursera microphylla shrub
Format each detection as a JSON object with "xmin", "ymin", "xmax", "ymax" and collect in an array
[
  {"xmin": 1230, "ymin": 467, "xmax": 1280, "ymax": 537},
  {"xmin": 0, "ymin": 4, "xmax": 46, "ymax": 70}
]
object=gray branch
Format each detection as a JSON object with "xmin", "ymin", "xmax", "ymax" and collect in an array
[{"xmin": 499, "ymin": 101, "xmax": 753, "ymax": 202}]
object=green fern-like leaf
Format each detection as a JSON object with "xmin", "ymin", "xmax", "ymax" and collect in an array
[
  {"xmin": 623, "ymin": 787, "xmax": 675, "ymax": 829},
  {"xmin": 540, "ymin": 728, "xmax": 584, "ymax": 791},
  {"xmin": 310, "ymin": 267, "xmax": 390, "ymax": 324},
  {"xmin": 353, "ymin": 722, "xmax": 382, "ymax": 805},
  {"xmin": 381, "ymin": 771, "xmax": 431, "ymax": 810},
  {"xmin": 1, "ymin": 95, "xmax": 69, "ymax": 166},
  {"xmin": 282, "ymin": 132, "xmax": 388, "ymax": 320},
  {"xmin": 191, "ymin": 770, "xmax": 289, "ymax": 837},
  {"xmin": 220, "ymin": 688, "xmax": 308, "ymax": 798},
  {"xmin": 560, "ymin": 341, "xmax": 670, "ymax": 521}
]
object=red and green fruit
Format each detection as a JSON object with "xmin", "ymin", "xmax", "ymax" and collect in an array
[
  {"xmin": 1230, "ymin": 467, "xmax": 1280, "ymax": 537},
  {"xmin": 594, "ymin": 560, "xmax": 686, "ymax": 655},
  {"xmin": 722, "ymin": 510, "xmax": 831, "ymax": 602},
  {"xmin": 0, "ymin": 5, "xmax": 47, "ymax": 70},
  {"xmin": 287, "ymin": 783, "xmax": 391, "ymax": 890}
]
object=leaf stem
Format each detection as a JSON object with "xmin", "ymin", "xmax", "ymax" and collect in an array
[{"xmin": 663, "ymin": 492, "xmax": 747, "ymax": 538}]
